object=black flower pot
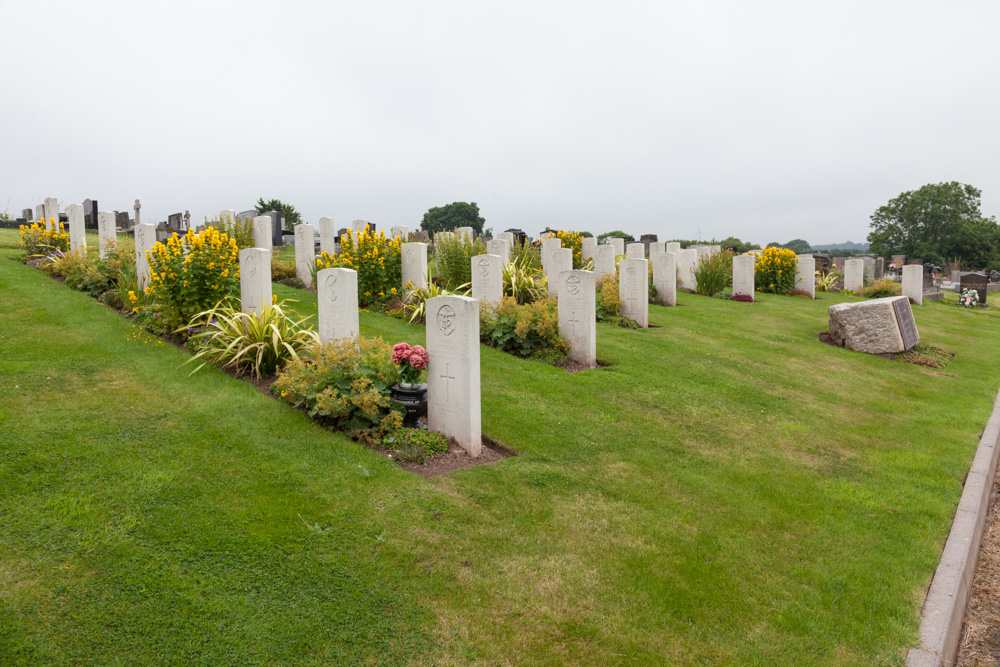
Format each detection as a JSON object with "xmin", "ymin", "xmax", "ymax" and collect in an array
[{"xmin": 391, "ymin": 383, "xmax": 428, "ymax": 428}]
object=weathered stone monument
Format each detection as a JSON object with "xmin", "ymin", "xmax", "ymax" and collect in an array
[
  {"xmin": 317, "ymin": 268, "xmax": 359, "ymax": 343},
  {"xmin": 402, "ymin": 242, "xmax": 428, "ymax": 292},
  {"xmin": 44, "ymin": 197, "xmax": 59, "ymax": 230},
  {"xmin": 618, "ymin": 258, "xmax": 649, "ymax": 327},
  {"xmin": 97, "ymin": 211, "xmax": 116, "ymax": 259},
  {"xmin": 252, "ymin": 216, "xmax": 273, "ymax": 250},
  {"xmin": 66, "ymin": 204, "xmax": 86, "ymax": 254},
  {"xmin": 558, "ymin": 270, "xmax": 597, "ymax": 368},
  {"xmin": 827, "ymin": 296, "xmax": 919, "ymax": 354},
  {"xmin": 294, "ymin": 224, "xmax": 316, "ymax": 288},
  {"xmin": 239, "ymin": 248, "xmax": 272, "ymax": 316},
  {"xmin": 540, "ymin": 237, "xmax": 562, "ymax": 277},
  {"xmin": 318, "ymin": 217, "xmax": 335, "ymax": 255},
  {"xmin": 609, "ymin": 238, "xmax": 625, "ymax": 256},
  {"xmin": 264, "ymin": 211, "xmax": 283, "ymax": 247},
  {"xmin": 471, "ymin": 254, "xmax": 503, "ymax": 305},
  {"xmin": 732, "ymin": 255, "xmax": 755, "ymax": 300},
  {"xmin": 581, "ymin": 237, "xmax": 597, "ymax": 263},
  {"xmin": 486, "ymin": 238, "xmax": 511, "ymax": 266},
  {"xmin": 902, "ymin": 265, "xmax": 923, "ymax": 306},
  {"xmin": 844, "ymin": 258, "xmax": 864, "ymax": 292},
  {"xmin": 677, "ymin": 249, "xmax": 698, "ymax": 291},
  {"xmin": 594, "ymin": 245, "xmax": 616, "ymax": 283},
  {"xmin": 626, "ymin": 243, "xmax": 645, "ymax": 259},
  {"xmin": 875, "ymin": 257, "xmax": 885, "ymax": 280},
  {"xmin": 82, "ymin": 199, "xmax": 98, "ymax": 229},
  {"xmin": 862, "ymin": 257, "xmax": 876, "ymax": 282},
  {"xmin": 135, "ymin": 223, "xmax": 156, "ymax": 291},
  {"xmin": 795, "ymin": 254, "xmax": 816, "ymax": 299},
  {"xmin": 653, "ymin": 252, "xmax": 677, "ymax": 306},
  {"xmin": 426, "ymin": 295, "xmax": 481, "ymax": 457}
]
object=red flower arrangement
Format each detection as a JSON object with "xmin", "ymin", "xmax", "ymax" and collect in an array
[{"xmin": 391, "ymin": 342, "xmax": 429, "ymax": 385}]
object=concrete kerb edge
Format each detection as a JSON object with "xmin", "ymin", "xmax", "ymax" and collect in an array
[{"xmin": 906, "ymin": 386, "xmax": 1000, "ymax": 667}]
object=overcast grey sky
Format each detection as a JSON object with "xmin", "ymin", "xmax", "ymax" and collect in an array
[{"xmin": 2, "ymin": 0, "xmax": 998, "ymax": 246}]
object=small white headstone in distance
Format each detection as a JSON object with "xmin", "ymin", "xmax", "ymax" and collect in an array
[
  {"xmin": 351, "ymin": 219, "xmax": 370, "ymax": 234},
  {"xmin": 294, "ymin": 224, "xmax": 316, "ymax": 288},
  {"xmin": 540, "ymin": 237, "xmax": 562, "ymax": 277},
  {"xmin": 402, "ymin": 242, "xmax": 428, "ymax": 292},
  {"xmin": 44, "ymin": 197, "xmax": 58, "ymax": 231},
  {"xmin": 457, "ymin": 226, "xmax": 474, "ymax": 241},
  {"xmin": 239, "ymin": 248, "xmax": 272, "ymax": 316},
  {"xmin": 97, "ymin": 211, "xmax": 116, "ymax": 259},
  {"xmin": 665, "ymin": 242, "xmax": 681, "ymax": 254},
  {"xmin": 581, "ymin": 237, "xmax": 597, "ymax": 263},
  {"xmin": 677, "ymin": 249, "xmax": 698, "ymax": 291},
  {"xmin": 35, "ymin": 204, "xmax": 45, "ymax": 226},
  {"xmin": 609, "ymin": 238, "xmax": 625, "ymax": 256},
  {"xmin": 318, "ymin": 217, "xmax": 336, "ymax": 255},
  {"xmin": 548, "ymin": 248, "xmax": 573, "ymax": 298},
  {"xmin": 732, "ymin": 255, "xmax": 755, "ymax": 299},
  {"xmin": 618, "ymin": 258, "xmax": 649, "ymax": 327},
  {"xmin": 426, "ymin": 295, "xmax": 482, "ymax": 457},
  {"xmin": 654, "ymin": 252, "xmax": 677, "ymax": 306},
  {"xmin": 471, "ymin": 254, "xmax": 504, "ymax": 306},
  {"xmin": 253, "ymin": 216, "xmax": 273, "ymax": 250},
  {"xmin": 796, "ymin": 255, "xmax": 816, "ymax": 299},
  {"xmin": 558, "ymin": 269, "xmax": 597, "ymax": 368},
  {"xmin": 594, "ymin": 245, "xmax": 616, "ymax": 283},
  {"xmin": 626, "ymin": 243, "xmax": 645, "ymax": 259},
  {"xmin": 649, "ymin": 242, "xmax": 665, "ymax": 260},
  {"xmin": 135, "ymin": 223, "xmax": 156, "ymax": 292},
  {"xmin": 844, "ymin": 258, "xmax": 864, "ymax": 293},
  {"xmin": 317, "ymin": 267, "xmax": 359, "ymax": 343},
  {"xmin": 902, "ymin": 264, "xmax": 923, "ymax": 306},
  {"xmin": 219, "ymin": 209, "xmax": 237, "ymax": 222},
  {"xmin": 390, "ymin": 225, "xmax": 408, "ymax": 240},
  {"xmin": 486, "ymin": 238, "xmax": 511, "ymax": 266},
  {"xmin": 67, "ymin": 203, "xmax": 86, "ymax": 254}
]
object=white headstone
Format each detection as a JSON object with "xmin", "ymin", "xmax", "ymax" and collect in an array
[
  {"xmin": 471, "ymin": 254, "xmax": 504, "ymax": 305},
  {"xmin": 796, "ymin": 254, "xmax": 816, "ymax": 299},
  {"xmin": 732, "ymin": 255, "xmax": 755, "ymax": 299},
  {"xmin": 902, "ymin": 264, "xmax": 923, "ymax": 306},
  {"xmin": 239, "ymin": 248, "xmax": 272, "ymax": 316},
  {"xmin": 844, "ymin": 258, "xmax": 864, "ymax": 293},
  {"xmin": 665, "ymin": 242, "xmax": 681, "ymax": 254},
  {"xmin": 710, "ymin": 245, "xmax": 722, "ymax": 256},
  {"xmin": 457, "ymin": 226, "xmax": 474, "ymax": 241},
  {"xmin": 253, "ymin": 216, "xmax": 273, "ymax": 250},
  {"xmin": 619, "ymin": 258, "xmax": 649, "ymax": 327},
  {"xmin": 97, "ymin": 211, "xmax": 116, "ymax": 259},
  {"xmin": 402, "ymin": 242, "xmax": 428, "ymax": 292},
  {"xmin": 390, "ymin": 225, "xmax": 408, "ymax": 240},
  {"xmin": 548, "ymin": 248, "xmax": 572, "ymax": 298},
  {"xmin": 497, "ymin": 232, "xmax": 515, "ymax": 245},
  {"xmin": 66, "ymin": 203, "xmax": 86, "ymax": 254},
  {"xmin": 135, "ymin": 223, "xmax": 156, "ymax": 292},
  {"xmin": 486, "ymin": 238, "xmax": 511, "ymax": 266},
  {"xmin": 219, "ymin": 209, "xmax": 237, "ymax": 222},
  {"xmin": 317, "ymin": 268, "xmax": 359, "ymax": 343},
  {"xmin": 558, "ymin": 270, "xmax": 596, "ymax": 368},
  {"xmin": 351, "ymin": 219, "xmax": 370, "ymax": 234},
  {"xmin": 626, "ymin": 243, "xmax": 645, "ymax": 259},
  {"xmin": 426, "ymin": 295, "xmax": 481, "ymax": 457},
  {"xmin": 609, "ymin": 238, "xmax": 625, "ymax": 256},
  {"xmin": 695, "ymin": 246, "xmax": 710, "ymax": 264},
  {"xmin": 653, "ymin": 252, "xmax": 677, "ymax": 306},
  {"xmin": 34, "ymin": 204, "xmax": 45, "ymax": 226},
  {"xmin": 677, "ymin": 249, "xmax": 698, "ymax": 291},
  {"xmin": 44, "ymin": 197, "xmax": 58, "ymax": 231},
  {"xmin": 318, "ymin": 217, "xmax": 335, "ymax": 255},
  {"xmin": 294, "ymin": 223, "xmax": 316, "ymax": 288},
  {"xmin": 648, "ymin": 242, "xmax": 665, "ymax": 259},
  {"xmin": 540, "ymin": 237, "xmax": 562, "ymax": 277},
  {"xmin": 594, "ymin": 245, "xmax": 616, "ymax": 283},
  {"xmin": 581, "ymin": 237, "xmax": 597, "ymax": 263}
]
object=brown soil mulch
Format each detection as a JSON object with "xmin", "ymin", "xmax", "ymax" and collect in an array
[
  {"xmin": 398, "ymin": 433, "xmax": 515, "ymax": 478},
  {"xmin": 956, "ymin": 477, "xmax": 1000, "ymax": 666}
]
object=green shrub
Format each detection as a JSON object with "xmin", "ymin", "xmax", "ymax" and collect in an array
[
  {"xmin": 402, "ymin": 266, "xmax": 469, "ymax": 323},
  {"xmin": 753, "ymin": 247, "xmax": 798, "ymax": 295},
  {"xmin": 816, "ymin": 270, "xmax": 841, "ymax": 292},
  {"xmin": 273, "ymin": 336, "xmax": 403, "ymax": 443},
  {"xmin": 62, "ymin": 244, "xmax": 135, "ymax": 303},
  {"xmin": 694, "ymin": 249, "xmax": 733, "ymax": 296},
  {"xmin": 859, "ymin": 278, "xmax": 901, "ymax": 299},
  {"xmin": 378, "ymin": 429, "xmax": 449, "ymax": 464},
  {"xmin": 510, "ymin": 238, "xmax": 542, "ymax": 271},
  {"xmin": 543, "ymin": 231, "xmax": 586, "ymax": 268},
  {"xmin": 206, "ymin": 214, "xmax": 255, "ymax": 249},
  {"xmin": 317, "ymin": 228, "xmax": 402, "ymax": 306},
  {"xmin": 435, "ymin": 232, "xmax": 487, "ymax": 289},
  {"xmin": 19, "ymin": 221, "xmax": 70, "ymax": 260},
  {"xmin": 480, "ymin": 297, "xmax": 568, "ymax": 358}
]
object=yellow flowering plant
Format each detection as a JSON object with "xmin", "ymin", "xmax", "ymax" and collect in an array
[
  {"xmin": 543, "ymin": 230, "xmax": 586, "ymax": 269},
  {"xmin": 316, "ymin": 228, "xmax": 402, "ymax": 307},
  {"xmin": 753, "ymin": 247, "xmax": 798, "ymax": 295},
  {"xmin": 145, "ymin": 228, "xmax": 241, "ymax": 332},
  {"xmin": 18, "ymin": 219, "xmax": 70, "ymax": 261}
]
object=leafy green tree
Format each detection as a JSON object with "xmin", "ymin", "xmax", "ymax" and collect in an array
[
  {"xmin": 597, "ymin": 230, "xmax": 632, "ymax": 243},
  {"xmin": 868, "ymin": 182, "xmax": 1000, "ymax": 267},
  {"xmin": 255, "ymin": 198, "xmax": 302, "ymax": 232},
  {"xmin": 768, "ymin": 238, "xmax": 812, "ymax": 254},
  {"xmin": 420, "ymin": 202, "xmax": 486, "ymax": 236}
]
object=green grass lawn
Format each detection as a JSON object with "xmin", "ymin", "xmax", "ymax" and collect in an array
[{"xmin": 3, "ymin": 227, "xmax": 1000, "ymax": 665}]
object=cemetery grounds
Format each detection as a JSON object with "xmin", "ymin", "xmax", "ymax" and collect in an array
[{"xmin": 3, "ymin": 229, "xmax": 1000, "ymax": 665}]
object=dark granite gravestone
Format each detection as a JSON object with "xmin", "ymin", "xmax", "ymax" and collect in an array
[
  {"xmin": 812, "ymin": 253, "xmax": 831, "ymax": 274},
  {"xmin": 991, "ymin": 270, "xmax": 1000, "ymax": 283},
  {"xmin": 22, "ymin": 208, "xmax": 32, "ymax": 221},
  {"xmin": 116, "ymin": 211, "xmax": 130, "ymax": 228},
  {"xmin": 15, "ymin": 218, "xmax": 27, "ymax": 225},
  {"xmin": 504, "ymin": 228, "xmax": 527, "ymax": 246},
  {"xmin": 168, "ymin": 213, "xmax": 183, "ymax": 231},
  {"xmin": 875, "ymin": 257, "xmax": 885, "ymax": 280},
  {"xmin": 908, "ymin": 259, "xmax": 922, "ymax": 265},
  {"xmin": 238, "ymin": 210, "xmax": 255, "ymax": 222},
  {"xmin": 265, "ymin": 211, "xmax": 283, "ymax": 246},
  {"xmin": 892, "ymin": 297, "xmax": 920, "ymax": 350},
  {"xmin": 82, "ymin": 199, "xmax": 98, "ymax": 229},
  {"xmin": 961, "ymin": 273, "xmax": 988, "ymax": 306}
]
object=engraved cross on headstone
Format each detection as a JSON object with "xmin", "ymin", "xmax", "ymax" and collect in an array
[
  {"xmin": 134, "ymin": 199, "xmax": 141, "ymax": 226},
  {"xmin": 568, "ymin": 311, "xmax": 580, "ymax": 336},
  {"xmin": 440, "ymin": 363, "xmax": 456, "ymax": 402}
]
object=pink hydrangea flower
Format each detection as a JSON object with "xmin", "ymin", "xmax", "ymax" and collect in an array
[{"xmin": 391, "ymin": 342, "xmax": 412, "ymax": 365}]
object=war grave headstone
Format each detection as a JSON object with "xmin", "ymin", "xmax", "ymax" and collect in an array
[
  {"xmin": 253, "ymin": 216, "xmax": 273, "ymax": 250},
  {"xmin": 295, "ymin": 224, "xmax": 317, "ymax": 288},
  {"xmin": 457, "ymin": 227, "xmax": 474, "ymax": 241},
  {"xmin": 677, "ymin": 249, "xmax": 698, "ymax": 291},
  {"xmin": 239, "ymin": 248, "xmax": 272, "ymax": 316},
  {"xmin": 402, "ymin": 242, "xmax": 428, "ymax": 292},
  {"xmin": 594, "ymin": 245, "xmax": 616, "ymax": 283},
  {"xmin": 875, "ymin": 257, "xmax": 885, "ymax": 280},
  {"xmin": 486, "ymin": 238, "xmax": 511, "ymax": 266},
  {"xmin": 471, "ymin": 254, "xmax": 503, "ymax": 305},
  {"xmin": 426, "ymin": 295, "xmax": 482, "ymax": 457},
  {"xmin": 732, "ymin": 255, "xmax": 755, "ymax": 299},
  {"xmin": 862, "ymin": 257, "xmax": 876, "ymax": 281},
  {"xmin": 219, "ymin": 209, "xmax": 237, "ymax": 222},
  {"xmin": 390, "ymin": 225, "xmax": 408, "ymax": 240},
  {"xmin": 44, "ymin": 197, "xmax": 59, "ymax": 230},
  {"xmin": 83, "ymin": 199, "xmax": 98, "ymax": 229},
  {"xmin": 135, "ymin": 223, "xmax": 156, "ymax": 291},
  {"xmin": 665, "ymin": 242, "xmax": 681, "ymax": 254},
  {"xmin": 317, "ymin": 268, "xmax": 359, "ymax": 343},
  {"xmin": 501, "ymin": 230, "xmax": 523, "ymax": 246},
  {"xmin": 548, "ymin": 248, "xmax": 573, "ymax": 298},
  {"xmin": 319, "ymin": 217, "xmax": 336, "ymax": 255},
  {"xmin": 66, "ymin": 204, "xmax": 86, "ymax": 253},
  {"xmin": 557, "ymin": 270, "xmax": 596, "ymax": 368},
  {"xmin": 710, "ymin": 244, "xmax": 722, "ymax": 256},
  {"xmin": 351, "ymin": 219, "xmax": 372, "ymax": 234},
  {"xmin": 618, "ymin": 258, "xmax": 649, "ymax": 328},
  {"xmin": 795, "ymin": 254, "xmax": 816, "ymax": 299},
  {"xmin": 626, "ymin": 243, "xmax": 645, "ymax": 259},
  {"xmin": 98, "ymin": 211, "xmax": 116, "ymax": 259},
  {"xmin": 133, "ymin": 199, "xmax": 141, "ymax": 227},
  {"xmin": 902, "ymin": 264, "xmax": 923, "ymax": 306},
  {"xmin": 844, "ymin": 259, "xmax": 864, "ymax": 293},
  {"xmin": 648, "ymin": 242, "xmax": 665, "ymax": 260},
  {"xmin": 653, "ymin": 252, "xmax": 677, "ymax": 306},
  {"xmin": 827, "ymin": 296, "xmax": 918, "ymax": 354},
  {"xmin": 609, "ymin": 237, "xmax": 625, "ymax": 256},
  {"xmin": 581, "ymin": 237, "xmax": 597, "ymax": 263},
  {"xmin": 960, "ymin": 272, "xmax": 988, "ymax": 307},
  {"xmin": 34, "ymin": 205, "xmax": 45, "ymax": 226},
  {"xmin": 540, "ymin": 237, "xmax": 562, "ymax": 277}
]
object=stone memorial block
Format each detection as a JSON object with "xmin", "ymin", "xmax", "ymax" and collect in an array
[
  {"xmin": 548, "ymin": 248, "xmax": 573, "ymax": 298},
  {"xmin": 83, "ymin": 199, "xmax": 98, "ymax": 229},
  {"xmin": 609, "ymin": 237, "xmax": 625, "ymax": 256},
  {"xmin": 795, "ymin": 254, "xmax": 816, "ymax": 299},
  {"xmin": 471, "ymin": 254, "xmax": 503, "ymax": 305},
  {"xmin": 66, "ymin": 204, "xmax": 86, "ymax": 253},
  {"xmin": 317, "ymin": 268, "xmax": 359, "ymax": 343},
  {"xmin": 390, "ymin": 225, "xmax": 408, "ymax": 240},
  {"xmin": 22, "ymin": 208, "xmax": 32, "ymax": 221},
  {"xmin": 426, "ymin": 295, "xmax": 481, "ymax": 457},
  {"xmin": 294, "ymin": 223, "xmax": 316, "ymax": 288},
  {"xmin": 594, "ymin": 245, "xmax": 616, "ymax": 283},
  {"xmin": 44, "ymin": 197, "xmax": 58, "ymax": 230},
  {"xmin": 648, "ymin": 242, "xmax": 665, "ymax": 259},
  {"xmin": 97, "ymin": 211, "xmax": 116, "ymax": 259},
  {"xmin": 581, "ymin": 237, "xmax": 597, "ymax": 262},
  {"xmin": 252, "ymin": 216, "xmax": 273, "ymax": 250},
  {"xmin": 960, "ymin": 272, "xmax": 988, "ymax": 307},
  {"xmin": 862, "ymin": 257, "xmax": 876, "ymax": 281},
  {"xmin": 626, "ymin": 243, "xmax": 645, "ymax": 259},
  {"xmin": 457, "ymin": 226, "xmax": 473, "ymax": 241},
  {"xmin": 486, "ymin": 238, "xmax": 511, "ymax": 266},
  {"xmin": 318, "ymin": 217, "xmax": 336, "ymax": 255},
  {"xmin": 653, "ymin": 252, "xmax": 677, "ymax": 306},
  {"xmin": 733, "ymin": 255, "xmax": 755, "ymax": 299},
  {"xmin": 558, "ymin": 269, "xmax": 597, "ymax": 368},
  {"xmin": 892, "ymin": 255, "xmax": 905, "ymax": 270},
  {"xmin": 677, "ymin": 249, "xmax": 698, "ymax": 291},
  {"xmin": 116, "ymin": 211, "xmax": 130, "ymax": 229},
  {"xmin": 828, "ymin": 296, "xmax": 918, "ymax": 354},
  {"xmin": 618, "ymin": 258, "xmax": 649, "ymax": 327},
  {"xmin": 844, "ymin": 258, "xmax": 864, "ymax": 292},
  {"xmin": 264, "ymin": 211, "xmax": 283, "ymax": 246},
  {"xmin": 219, "ymin": 209, "xmax": 237, "ymax": 222},
  {"xmin": 902, "ymin": 264, "xmax": 923, "ymax": 306},
  {"xmin": 832, "ymin": 257, "xmax": 845, "ymax": 272},
  {"xmin": 922, "ymin": 266, "xmax": 934, "ymax": 293},
  {"xmin": 34, "ymin": 204, "xmax": 45, "ymax": 226},
  {"xmin": 875, "ymin": 257, "xmax": 885, "ymax": 280},
  {"xmin": 239, "ymin": 248, "xmax": 272, "ymax": 316},
  {"xmin": 665, "ymin": 242, "xmax": 681, "ymax": 254},
  {"xmin": 166, "ymin": 213, "xmax": 181, "ymax": 231},
  {"xmin": 950, "ymin": 270, "xmax": 961, "ymax": 284},
  {"xmin": 134, "ymin": 223, "xmax": 156, "ymax": 291},
  {"xmin": 540, "ymin": 237, "xmax": 562, "ymax": 276},
  {"xmin": 402, "ymin": 242, "xmax": 428, "ymax": 292},
  {"xmin": 351, "ymin": 219, "xmax": 371, "ymax": 234}
]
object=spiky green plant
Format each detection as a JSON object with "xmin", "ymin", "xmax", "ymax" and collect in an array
[
  {"xmin": 402, "ymin": 266, "xmax": 469, "ymax": 323},
  {"xmin": 502, "ymin": 254, "xmax": 547, "ymax": 304}
]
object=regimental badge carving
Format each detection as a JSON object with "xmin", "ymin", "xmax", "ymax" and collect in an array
[
  {"xmin": 325, "ymin": 274, "xmax": 338, "ymax": 302},
  {"xmin": 627, "ymin": 267, "xmax": 637, "ymax": 277},
  {"xmin": 246, "ymin": 252, "xmax": 256, "ymax": 279},
  {"xmin": 437, "ymin": 304, "xmax": 456, "ymax": 337},
  {"xmin": 566, "ymin": 274, "xmax": 581, "ymax": 295},
  {"xmin": 406, "ymin": 249, "xmax": 416, "ymax": 265},
  {"xmin": 137, "ymin": 229, "xmax": 145, "ymax": 246},
  {"xmin": 478, "ymin": 258, "xmax": 490, "ymax": 277}
]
